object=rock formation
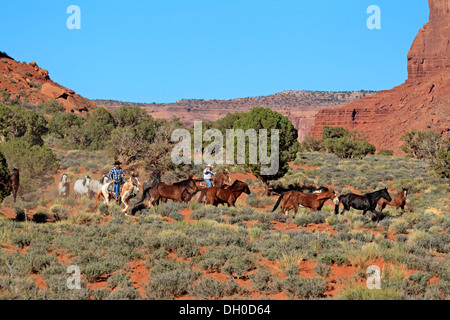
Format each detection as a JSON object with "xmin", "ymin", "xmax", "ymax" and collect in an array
[
  {"xmin": 308, "ymin": 0, "xmax": 450, "ymax": 154},
  {"xmin": 0, "ymin": 54, "xmax": 96, "ymax": 114}
]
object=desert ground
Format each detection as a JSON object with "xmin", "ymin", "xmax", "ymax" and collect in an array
[{"xmin": 0, "ymin": 150, "xmax": 448, "ymax": 300}]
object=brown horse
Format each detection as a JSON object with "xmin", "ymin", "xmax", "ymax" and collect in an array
[
  {"xmin": 150, "ymin": 177, "xmax": 199, "ymax": 205},
  {"xmin": 377, "ymin": 188, "xmax": 408, "ymax": 214},
  {"xmin": 272, "ymin": 189, "xmax": 339, "ymax": 215},
  {"xmin": 213, "ymin": 171, "xmax": 231, "ymax": 188},
  {"xmin": 11, "ymin": 168, "xmax": 19, "ymax": 203},
  {"xmin": 199, "ymin": 180, "xmax": 250, "ymax": 207}
]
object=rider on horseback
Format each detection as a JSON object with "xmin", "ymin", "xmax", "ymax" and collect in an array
[
  {"xmin": 203, "ymin": 164, "xmax": 216, "ymax": 188},
  {"xmin": 109, "ymin": 161, "xmax": 126, "ymax": 200}
]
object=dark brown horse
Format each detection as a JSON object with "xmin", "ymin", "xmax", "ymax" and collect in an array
[
  {"xmin": 272, "ymin": 189, "xmax": 339, "ymax": 215},
  {"xmin": 213, "ymin": 170, "xmax": 231, "ymax": 188},
  {"xmin": 11, "ymin": 168, "xmax": 19, "ymax": 203},
  {"xmin": 199, "ymin": 180, "xmax": 250, "ymax": 207},
  {"xmin": 150, "ymin": 177, "xmax": 199, "ymax": 205},
  {"xmin": 377, "ymin": 188, "xmax": 408, "ymax": 213}
]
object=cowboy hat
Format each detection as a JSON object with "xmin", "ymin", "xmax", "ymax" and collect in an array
[
  {"xmin": 114, "ymin": 161, "xmax": 122, "ymax": 165},
  {"xmin": 207, "ymin": 164, "xmax": 213, "ymax": 167}
]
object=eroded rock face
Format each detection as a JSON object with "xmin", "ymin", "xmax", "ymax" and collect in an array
[
  {"xmin": 408, "ymin": 0, "xmax": 450, "ymax": 79},
  {"xmin": 0, "ymin": 56, "xmax": 96, "ymax": 114},
  {"xmin": 308, "ymin": 0, "xmax": 450, "ymax": 154}
]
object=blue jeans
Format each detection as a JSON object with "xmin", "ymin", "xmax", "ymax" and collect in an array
[
  {"xmin": 114, "ymin": 182, "xmax": 121, "ymax": 198},
  {"xmin": 204, "ymin": 179, "xmax": 212, "ymax": 188}
]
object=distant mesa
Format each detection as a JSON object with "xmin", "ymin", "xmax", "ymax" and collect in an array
[{"xmin": 95, "ymin": 90, "xmax": 375, "ymax": 142}]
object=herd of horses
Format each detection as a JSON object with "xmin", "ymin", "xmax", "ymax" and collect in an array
[{"xmin": 7, "ymin": 167, "xmax": 409, "ymax": 221}]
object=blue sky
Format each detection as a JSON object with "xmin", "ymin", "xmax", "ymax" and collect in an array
[{"xmin": 2, "ymin": 1, "xmax": 429, "ymax": 103}]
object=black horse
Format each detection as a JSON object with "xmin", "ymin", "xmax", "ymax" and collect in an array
[
  {"xmin": 334, "ymin": 188, "xmax": 392, "ymax": 221},
  {"xmin": 134, "ymin": 171, "xmax": 162, "ymax": 206}
]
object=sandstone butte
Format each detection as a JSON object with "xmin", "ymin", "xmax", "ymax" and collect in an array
[
  {"xmin": 0, "ymin": 53, "xmax": 96, "ymax": 114},
  {"xmin": 308, "ymin": 0, "xmax": 450, "ymax": 154}
]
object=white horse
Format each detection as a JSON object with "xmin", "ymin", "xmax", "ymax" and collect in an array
[
  {"xmin": 88, "ymin": 175, "xmax": 109, "ymax": 198},
  {"xmin": 74, "ymin": 176, "xmax": 92, "ymax": 199},
  {"xmin": 58, "ymin": 173, "xmax": 70, "ymax": 198}
]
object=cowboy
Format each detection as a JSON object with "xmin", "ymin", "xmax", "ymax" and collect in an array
[
  {"xmin": 203, "ymin": 164, "xmax": 216, "ymax": 188},
  {"xmin": 108, "ymin": 161, "xmax": 126, "ymax": 200}
]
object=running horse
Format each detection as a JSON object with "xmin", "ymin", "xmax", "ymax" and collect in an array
[
  {"xmin": 212, "ymin": 170, "xmax": 232, "ymax": 188},
  {"xmin": 335, "ymin": 188, "xmax": 392, "ymax": 221},
  {"xmin": 92, "ymin": 175, "xmax": 141, "ymax": 215},
  {"xmin": 272, "ymin": 189, "xmax": 339, "ymax": 215},
  {"xmin": 11, "ymin": 168, "xmax": 20, "ymax": 203},
  {"xmin": 149, "ymin": 177, "xmax": 199, "ymax": 206},
  {"xmin": 199, "ymin": 180, "xmax": 250, "ymax": 207},
  {"xmin": 377, "ymin": 188, "xmax": 409, "ymax": 214}
]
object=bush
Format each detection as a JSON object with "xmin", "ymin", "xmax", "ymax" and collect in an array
[
  {"xmin": 0, "ymin": 151, "xmax": 11, "ymax": 203},
  {"xmin": 281, "ymin": 276, "xmax": 329, "ymax": 299},
  {"xmin": 0, "ymin": 139, "xmax": 59, "ymax": 194},
  {"xmin": 318, "ymin": 253, "xmax": 350, "ymax": 266},
  {"xmin": 189, "ymin": 277, "xmax": 231, "ymax": 299},
  {"xmin": 321, "ymin": 127, "xmax": 376, "ymax": 159},
  {"xmin": 249, "ymin": 267, "xmax": 274, "ymax": 292},
  {"xmin": 147, "ymin": 266, "xmax": 200, "ymax": 299},
  {"xmin": 378, "ymin": 149, "xmax": 394, "ymax": 156},
  {"xmin": 314, "ymin": 263, "xmax": 332, "ymax": 278}
]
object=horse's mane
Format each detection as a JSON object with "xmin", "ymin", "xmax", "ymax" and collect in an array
[
  {"xmin": 173, "ymin": 177, "xmax": 193, "ymax": 187},
  {"xmin": 227, "ymin": 180, "xmax": 247, "ymax": 192}
]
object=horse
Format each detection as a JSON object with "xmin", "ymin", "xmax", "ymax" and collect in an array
[
  {"xmin": 92, "ymin": 176, "xmax": 141, "ymax": 214},
  {"xmin": 10, "ymin": 168, "xmax": 19, "ymax": 203},
  {"xmin": 88, "ymin": 175, "xmax": 110, "ymax": 199},
  {"xmin": 150, "ymin": 177, "xmax": 199, "ymax": 206},
  {"xmin": 134, "ymin": 172, "xmax": 162, "ymax": 208},
  {"xmin": 377, "ymin": 188, "xmax": 408, "ymax": 214},
  {"xmin": 58, "ymin": 173, "xmax": 70, "ymax": 198},
  {"xmin": 213, "ymin": 171, "xmax": 231, "ymax": 188},
  {"xmin": 335, "ymin": 188, "xmax": 392, "ymax": 221},
  {"xmin": 119, "ymin": 176, "xmax": 142, "ymax": 214},
  {"xmin": 199, "ymin": 180, "xmax": 250, "ymax": 207},
  {"xmin": 272, "ymin": 189, "xmax": 339, "ymax": 215},
  {"xmin": 74, "ymin": 176, "xmax": 92, "ymax": 199}
]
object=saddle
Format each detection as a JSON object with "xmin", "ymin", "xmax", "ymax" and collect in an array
[{"xmin": 108, "ymin": 180, "xmax": 124, "ymax": 194}]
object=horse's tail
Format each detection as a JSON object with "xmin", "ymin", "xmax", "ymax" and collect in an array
[
  {"xmin": 272, "ymin": 193, "xmax": 284, "ymax": 213},
  {"xmin": 135, "ymin": 186, "xmax": 151, "ymax": 205},
  {"xmin": 91, "ymin": 188, "xmax": 104, "ymax": 211},
  {"xmin": 334, "ymin": 195, "xmax": 342, "ymax": 215}
]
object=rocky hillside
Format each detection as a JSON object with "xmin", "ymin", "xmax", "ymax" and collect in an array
[
  {"xmin": 0, "ymin": 53, "xmax": 96, "ymax": 113},
  {"xmin": 95, "ymin": 90, "xmax": 375, "ymax": 141},
  {"xmin": 309, "ymin": 0, "xmax": 450, "ymax": 154}
]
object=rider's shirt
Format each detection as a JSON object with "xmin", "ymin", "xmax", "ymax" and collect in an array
[{"xmin": 109, "ymin": 167, "xmax": 125, "ymax": 182}]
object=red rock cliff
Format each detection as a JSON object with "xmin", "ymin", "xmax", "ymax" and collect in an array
[
  {"xmin": 308, "ymin": 0, "xmax": 450, "ymax": 154},
  {"xmin": 0, "ymin": 54, "xmax": 96, "ymax": 114}
]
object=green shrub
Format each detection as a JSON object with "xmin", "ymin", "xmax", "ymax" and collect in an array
[
  {"xmin": 318, "ymin": 253, "xmax": 350, "ymax": 266},
  {"xmin": 281, "ymin": 276, "xmax": 329, "ymax": 299}
]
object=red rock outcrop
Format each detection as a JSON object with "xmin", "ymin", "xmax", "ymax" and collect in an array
[
  {"xmin": 408, "ymin": 0, "xmax": 450, "ymax": 79},
  {"xmin": 0, "ymin": 55, "xmax": 96, "ymax": 114},
  {"xmin": 308, "ymin": 0, "xmax": 450, "ymax": 154}
]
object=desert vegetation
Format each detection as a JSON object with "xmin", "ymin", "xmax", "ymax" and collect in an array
[{"xmin": 0, "ymin": 100, "xmax": 449, "ymax": 300}]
